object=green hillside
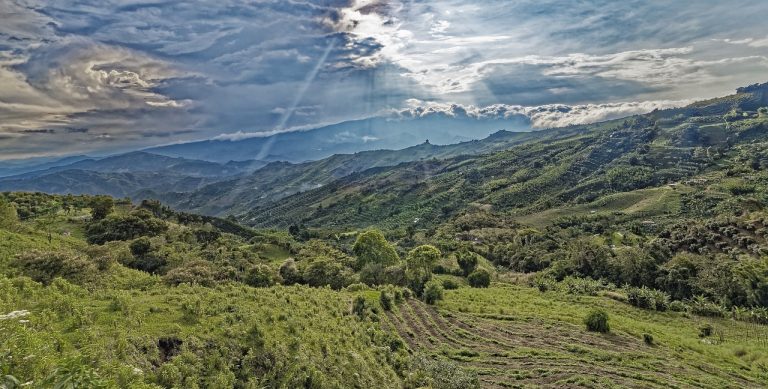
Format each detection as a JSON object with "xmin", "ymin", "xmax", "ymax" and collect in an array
[
  {"xmin": 3, "ymin": 84, "xmax": 768, "ymax": 388},
  {"xmin": 2, "ymin": 194, "xmax": 767, "ymax": 388}
]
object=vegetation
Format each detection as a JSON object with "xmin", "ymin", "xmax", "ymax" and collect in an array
[
  {"xmin": 584, "ymin": 309, "xmax": 610, "ymax": 333},
  {"xmin": 3, "ymin": 84, "xmax": 768, "ymax": 387}
]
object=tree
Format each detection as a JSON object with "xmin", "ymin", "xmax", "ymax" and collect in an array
[
  {"xmin": 406, "ymin": 245, "xmax": 441, "ymax": 275},
  {"xmin": 758, "ymin": 107, "xmax": 768, "ymax": 118},
  {"xmin": 245, "ymin": 265, "xmax": 276, "ymax": 287},
  {"xmin": 13, "ymin": 250, "xmax": 96, "ymax": 285},
  {"xmin": 0, "ymin": 199, "xmax": 18, "ymax": 229},
  {"xmin": 279, "ymin": 258, "xmax": 301, "ymax": 285},
  {"xmin": 129, "ymin": 237, "xmax": 152, "ymax": 257},
  {"xmin": 90, "ymin": 196, "xmax": 114, "ymax": 220},
  {"xmin": 85, "ymin": 211, "xmax": 167, "ymax": 244},
  {"xmin": 467, "ymin": 269, "xmax": 491, "ymax": 288},
  {"xmin": 403, "ymin": 246, "xmax": 440, "ymax": 296},
  {"xmin": 423, "ymin": 280, "xmax": 444, "ymax": 305},
  {"xmin": 352, "ymin": 230, "xmax": 400, "ymax": 270},
  {"xmin": 567, "ymin": 239, "xmax": 611, "ymax": 279},
  {"xmin": 608, "ymin": 247, "xmax": 657, "ymax": 287},
  {"xmin": 302, "ymin": 257, "xmax": 351, "ymax": 290},
  {"xmin": 456, "ymin": 248, "xmax": 478, "ymax": 276}
]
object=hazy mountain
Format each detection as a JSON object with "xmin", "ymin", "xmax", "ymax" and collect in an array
[
  {"xmin": 0, "ymin": 155, "xmax": 91, "ymax": 178},
  {"xmin": 143, "ymin": 130, "xmax": 540, "ymax": 216},
  {"xmin": 147, "ymin": 114, "xmax": 532, "ymax": 163},
  {"xmin": 0, "ymin": 151, "xmax": 267, "ymax": 198}
]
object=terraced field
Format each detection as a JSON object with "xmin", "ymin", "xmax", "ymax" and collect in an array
[{"xmin": 382, "ymin": 285, "xmax": 768, "ymax": 388}]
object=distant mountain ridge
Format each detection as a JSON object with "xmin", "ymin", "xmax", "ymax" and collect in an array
[{"xmin": 147, "ymin": 114, "xmax": 532, "ymax": 163}]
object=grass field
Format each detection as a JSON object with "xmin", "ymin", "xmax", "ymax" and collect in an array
[
  {"xmin": 382, "ymin": 284, "xmax": 768, "ymax": 388},
  {"xmin": 514, "ymin": 186, "xmax": 688, "ymax": 228}
]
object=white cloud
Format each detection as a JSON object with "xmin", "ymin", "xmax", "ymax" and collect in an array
[{"xmin": 394, "ymin": 99, "xmax": 689, "ymax": 129}]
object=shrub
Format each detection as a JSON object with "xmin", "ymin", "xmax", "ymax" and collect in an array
[
  {"xmin": 642, "ymin": 333, "xmax": 654, "ymax": 345},
  {"xmin": 13, "ymin": 250, "xmax": 96, "ymax": 285},
  {"xmin": 352, "ymin": 295, "xmax": 368, "ymax": 318},
  {"xmin": 245, "ymin": 265, "xmax": 276, "ymax": 288},
  {"xmin": 531, "ymin": 274, "xmax": 557, "ymax": 292},
  {"xmin": 278, "ymin": 258, "xmax": 301, "ymax": 285},
  {"xmin": 359, "ymin": 263, "xmax": 386, "ymax": 286},
  {"xmin": 456, "ymin": 249, "xmax": 478, "ymax": 276},
  {"xmin": 89, "ymin": 195, "xmax": 114, "ymax": 221},
  {"xmin": 406, "ymin": 245, "xmax": 440, "ymax": 274},
  {"xmin": 423, "ymin": 280, "xmax": 444, "ymax": 305},
  {"xmin": 688, "ymin": 296, "xmax": 726, "ymax": 318},
  {"xmin": 404, "ymin": 355, "xmax": 478, "ymax": 389},
  {"xmin": 302, "ymin": 257, "xmax": 352, "ymax": 290},
  {"xmin": 383, "ymin": 265, "xmax": 406, "ymax": 286},
  {"xmin": 163, "ymin": 260, "xmax": 217, "ymax": 287},
  {"xmin": 86, "ymin": 212, "xmax": 167, "ymax": 244},
  {"xmin": 129, "ymin": 237, "xmax": 152, "ymax": 257},
  {"xmin": 584, "ymin": 309, "xmax": 610, "ymax": 333},
  {"xmin": 441, "ymin": 278, "xmax": 460, "ymax": 290},
  {"xmin": 699, "ymin": 323, "xmax": 713, "ymax": 338},
  {"xmin": 379, "ymin": 291, "xmax": 393, "ymax": 311},
  {"xmin": 467, "ymin": 269, "xmax": 491, "ymax": 288},
  {"xmin": 0, "ymin": 199, "xmax": 18, "ymax": 229},
  {"xmin": 626, "ymin": 286, "xmax": 669, "ymax": 311}
]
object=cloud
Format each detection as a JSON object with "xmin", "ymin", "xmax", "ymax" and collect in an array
[
  {"xmin": 2, "ymin": 0, "xmax": 768, "ymax": 159},
  {"xmin": 394, "ymin": 99, "xmax": 689, "ymax": 129}
]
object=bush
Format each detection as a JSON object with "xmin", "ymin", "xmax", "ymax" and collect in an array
[
  {"xmin": 352, "ymin": 295, "xmax": 368, "ymax": 319},
  {"xmin": 0, "ymin": 199, "xmax": 18, "ymax": 229},
  {"xmin": 626, "ymin": 286, "xmax": 669, "ymax": 311},
  {"xmin": 302, "ymin": 257, "xmax": 352, "ymax": 290},
  {"xmin": 456, "ymin": 249, "xmax": 478, "ymax": 276},
  {"xmin": 244, "ymin": 264, "xmax": 276, "ymax": 287},
  {"xmin": 278, "ymin": 258, "xmax": 301, "ymax": 285},
  {"xmin": 129, "ymin": 237, "xmax": 152, "ymax": 257},
  {"xmin": 163, "ymin": 260, "xmax": 217, "ymax": 287},
  {"xmin": 643, "ymin": 333, "xmax": 654, "ymax": 345},
  {"xmin": 467, "ymin": 269, "xmax": 491, "ymax": 288},
  {"xmin": 404, "ymin": 355, "xmax": 478, "ymax": 389},
  {"xmin": 13, "ymin": 250, "xmax": 96, "ymax": 285},
  {"xmin": 359, "ymin": 263, "xmax": 386, "ymax": 286},
  {"xmin": 699, "ymin": 323, "xmax": 713, "ymax": 338},
  {"xmin": 379, "ymin": 291, "xmax": 393, "ymax": 311},
  {"xmin": 688, "ymin": 297, "xmax": 726, "ymax": 318},
  {"xmin": 89, "ymin": 195, "xmax": 114, "ymax": 221},
  {"xmin": 86, "ymin": 212, "xmax": 167, "ymax": 244},
  {"xmin": 423, "ymin": 280, "xmax": 444, "ymax": 305},
  {"xmin": 441, "ymin": 278, "xmax": 460, "ymax": 290},
  {"xmin": 584, "ymin": 309, "xmax": 610, "ymax": 333}
]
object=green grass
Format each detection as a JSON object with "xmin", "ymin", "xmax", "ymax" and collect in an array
[
  {"xmin": 426, "ymin": 284, "xmax": 768, "ymax": 387},
  {"xmin": 515, "ymin": 186, "xmax": 687, "ymax": 228}
]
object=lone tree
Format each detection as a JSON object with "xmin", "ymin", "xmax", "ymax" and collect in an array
[
  {"xmin": 456, "ymin": 248, "xmax": 478, "ymax": 276},
  {"xmin": 406, "ymin": 245, "xmax": 441, "ymax": 275},
  {"xmin": 90, "ymin": 195, "xmax": 114, "ymax": 221},
  {"xmin": 405, "ymin": 245, "xmax": 441, "ymax": 295},
  {"xmin": 352, "ymin": 229, "xmax": 400, "ymax": 270}
]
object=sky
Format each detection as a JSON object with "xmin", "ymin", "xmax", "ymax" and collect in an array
[{"xmin": 1, "ymin": 0, "xmax": 768, "ymax": 160}]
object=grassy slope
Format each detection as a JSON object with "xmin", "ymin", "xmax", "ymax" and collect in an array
[{"xmin": 386, "ymin": 285, "xmax": 768, "ymax": 388}]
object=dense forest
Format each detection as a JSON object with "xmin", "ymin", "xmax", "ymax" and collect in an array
[{"xmin": 3, "ymin": 84, "xmax": 768, "ymax": 388}]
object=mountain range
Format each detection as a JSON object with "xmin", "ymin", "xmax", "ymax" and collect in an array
[{"xmin": 1, "ymin": 82, "xmax": 767, "ymax": 224}]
